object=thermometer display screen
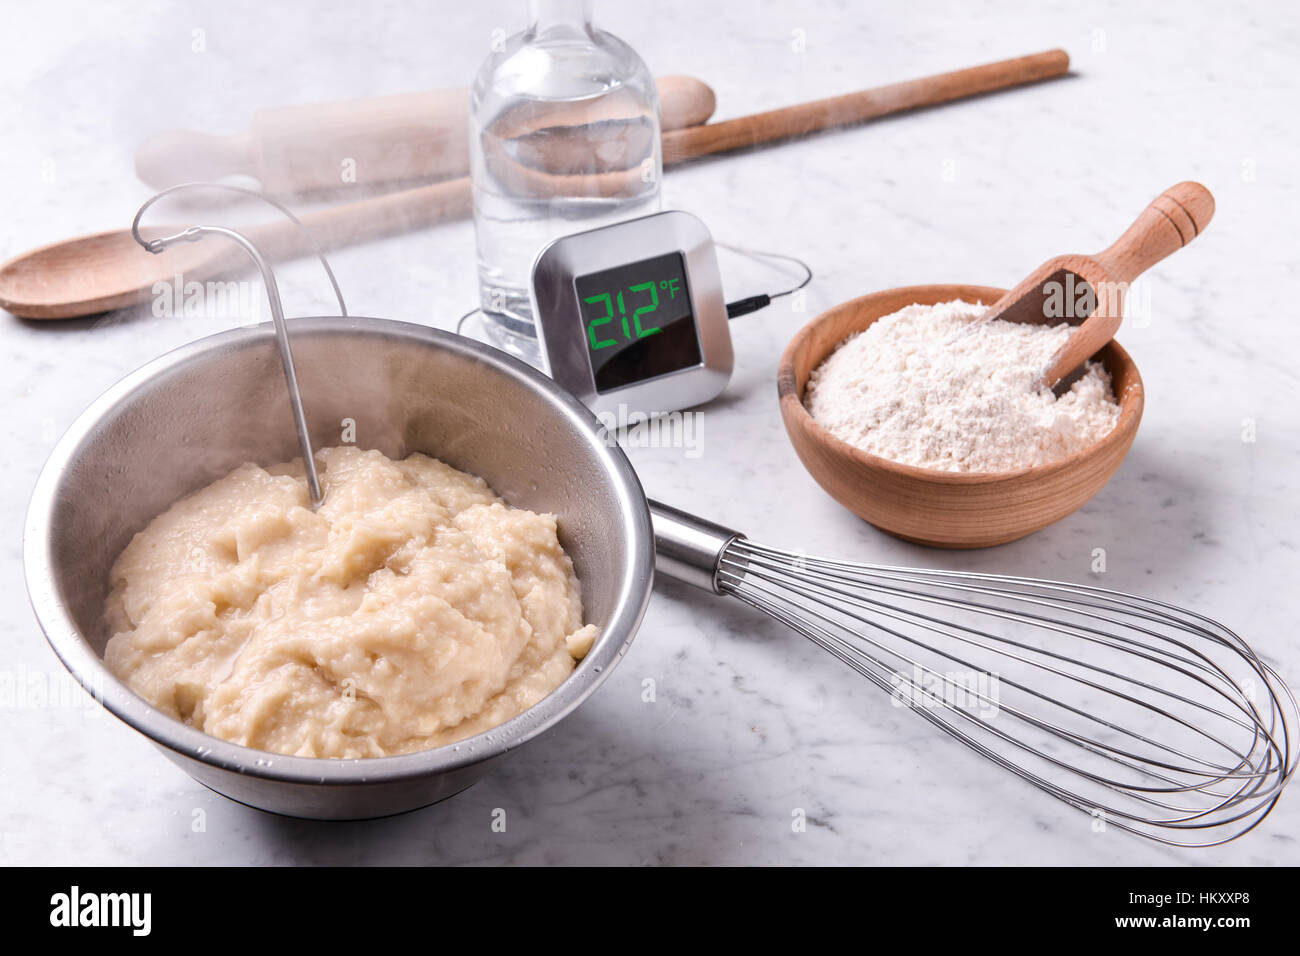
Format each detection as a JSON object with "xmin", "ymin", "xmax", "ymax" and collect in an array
[{"xmin": 574, "ymin": 252, "xmax": 703, "ymax": 394}]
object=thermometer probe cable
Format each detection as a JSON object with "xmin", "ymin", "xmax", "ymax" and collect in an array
[{"xmin": 715, "ymin": 242, "xmax": 814, "ymax": 319}]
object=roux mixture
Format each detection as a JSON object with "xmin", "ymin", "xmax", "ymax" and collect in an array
[{"xmin": 103, "ymin": 446, "xmax": 596, "ymax": 759}]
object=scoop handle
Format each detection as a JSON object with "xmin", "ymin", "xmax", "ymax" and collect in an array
[
  {"xmin": 1037, "ymin": 182, "xmax": 1215, "ymax": 389},
  {"xmin": 1094, "ymin": 181, "xmax": 1215, "ymax": 286}
]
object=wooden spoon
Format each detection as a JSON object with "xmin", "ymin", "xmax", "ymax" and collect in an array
[
  {"xmin": 0, "ymin": 49, "xmax": 1071, "ymax": 320},
  {"xmin": 0, "ymin": 181, "xmax": 475, "ymax": 320},
  {"xmin": 983, "ymin": 182, "xmax": 1215, "ymax": 390}
]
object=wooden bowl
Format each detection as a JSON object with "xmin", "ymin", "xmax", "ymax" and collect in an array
[{"xmin": 777, "ymin": 284, "xmax": 1144, "ymax": 548}]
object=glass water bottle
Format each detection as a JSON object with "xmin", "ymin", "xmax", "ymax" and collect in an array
[{"xmin": 469, "ymin": 0, "xmax": 663, "ymax": 364}]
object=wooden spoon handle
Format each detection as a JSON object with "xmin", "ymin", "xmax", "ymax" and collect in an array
[
  {"xmin": 662, "ymin": 49, "xmax": 1069, "ymax": 163},
  {"xmin": 234, "ymin": 177, "xmax": 473, "ymax": 261},
  {"xmin": 245, "ymin": 50, "xmax": 1073, "ymax": 257},
  {"xmin": 1093, "ymin": 181, "xmax": 1215, "ymax": 286}
]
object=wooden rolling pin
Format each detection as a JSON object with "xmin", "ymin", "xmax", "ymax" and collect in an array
[
  {"xmin": 135, "ymin": 76, "xmax": 718, "ymax": 196},
  {"xmin": 2, "ymin": 49, "xmax": 1071, "ymax": 319}
]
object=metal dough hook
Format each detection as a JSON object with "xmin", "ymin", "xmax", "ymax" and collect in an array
[{"xmin": 130, "ymin": 183, "xmax": 347, "ymax": 509}]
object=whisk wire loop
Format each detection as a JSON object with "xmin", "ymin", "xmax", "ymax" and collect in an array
[{"xmin": 714, "ymin": 538, "xmax": 1296, "ymax": 847}]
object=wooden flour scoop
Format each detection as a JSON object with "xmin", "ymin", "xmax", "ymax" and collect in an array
[{"xmin": 984, "ymin": 182, "xmax": 1215, "ymax": 391}]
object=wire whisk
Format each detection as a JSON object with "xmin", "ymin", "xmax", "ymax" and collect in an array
[{"xmin": 651, "ymin": 503, "xmax": 1297, "ymax": 847}]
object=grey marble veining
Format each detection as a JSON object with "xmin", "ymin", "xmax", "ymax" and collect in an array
[{"xmin": 2, "ymin": 0, "xmax": 1297, "ymax": 865}]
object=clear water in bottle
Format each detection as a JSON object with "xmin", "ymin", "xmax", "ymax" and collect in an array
[{"xmin": 469, "ymin": 0, "xmax": 662, "ymax": 364}]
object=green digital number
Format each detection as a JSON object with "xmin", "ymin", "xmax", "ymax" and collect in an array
[
  {"xmin": 628, "ymin": 281, "xmax": 662, "ymax": 338},
  {"xmin": 584, "ymin": 293, "xmax": 616, "ymax": 350}
]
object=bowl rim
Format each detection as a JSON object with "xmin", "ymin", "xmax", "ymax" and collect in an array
[
  {"xmin": 23, "ymin": 316, "xmax": 655, "ymax": 786},
  {"xmin": 777, "ymin": 283, "xmax": 1145, "ymax": 485}
]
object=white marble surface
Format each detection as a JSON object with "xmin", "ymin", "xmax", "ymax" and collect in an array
[{"xmin": 3, "ymin": 0, "xmax": 1298, "ymax": 865}]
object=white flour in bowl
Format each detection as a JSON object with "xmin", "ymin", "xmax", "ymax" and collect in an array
[{"xmin": 803, "ymin": 299, "xmax": 1121, "ymax": 473}]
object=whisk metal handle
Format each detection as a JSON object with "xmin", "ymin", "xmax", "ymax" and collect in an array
[{"xmin": 649, "ymin": 500, "xmax": 743, "ymax": 594}]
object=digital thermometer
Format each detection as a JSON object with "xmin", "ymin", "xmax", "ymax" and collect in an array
[{"xmin": 530, "ymin": 211, "xmax": 733, "ymax": 416}]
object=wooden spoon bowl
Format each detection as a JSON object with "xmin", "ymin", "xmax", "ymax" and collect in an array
[{"xmin": 777, "ymin": 284, "xmax": 1144, "ymax": 548}]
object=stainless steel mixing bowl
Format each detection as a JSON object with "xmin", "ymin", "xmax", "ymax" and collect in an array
[{"xmin": 24, "ymin": 317, "xmax": 654, "ymax": 819}]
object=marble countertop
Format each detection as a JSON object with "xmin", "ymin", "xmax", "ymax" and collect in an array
[{"xmin": 3, "ymin": 0, "xmax": 1297, "ymax": 865}]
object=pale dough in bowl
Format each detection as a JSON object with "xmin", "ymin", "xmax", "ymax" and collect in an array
[{"xmin": 103, "ymin": 446, "xmax": 597, "ymax": 759}]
